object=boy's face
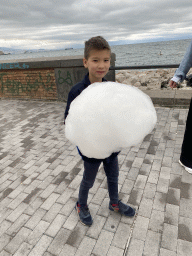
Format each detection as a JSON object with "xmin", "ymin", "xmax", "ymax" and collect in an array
[{"xmin": 83, "ymin": 49, "xmax": 111, "ymax": 83}]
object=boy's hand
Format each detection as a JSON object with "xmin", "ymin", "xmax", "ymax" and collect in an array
[{"xmin": 169, "ymin": 80, "xmax": 178, "ymax": 88}]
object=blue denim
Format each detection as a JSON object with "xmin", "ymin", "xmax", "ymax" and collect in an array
[
  {"xmin": 174, "ymin": 39, "xmax": 192, "ymax": 82},
  {"xmin": 78, "ymin": 155, "xmax": 119, "ymax": 206}
]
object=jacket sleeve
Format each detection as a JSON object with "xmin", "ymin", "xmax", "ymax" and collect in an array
[
  {"xmin": 64, "ymin": 90, "xmax": 76, "ymax": 124},
  {"xmin": 174, "ymin": 39, "xmax": 192, "ymax": 82}
]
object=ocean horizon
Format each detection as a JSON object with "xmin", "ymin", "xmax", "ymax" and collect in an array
[{"xmin": 0, "ymin": 38, "xmax": 191, "ymax": 67}]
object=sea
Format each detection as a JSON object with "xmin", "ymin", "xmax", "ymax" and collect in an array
[{"xmin": 0, "ymin": 39, "xmax": 191, "ymax": 67}]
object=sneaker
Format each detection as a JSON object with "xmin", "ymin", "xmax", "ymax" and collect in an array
[
  {"xmin": 109, "ymin": 200, "xmax": 135, "ymax": 217},
  {"xmin": 179, "ymin": 160, "xmax": 192, "ymax": 174},
  {"xmin": 75, "ymin": 202, "xmax": 93, "ymax": 226}
]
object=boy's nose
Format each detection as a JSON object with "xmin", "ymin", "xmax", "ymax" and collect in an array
[{"xmin": 98, "ymin": 61, "xmax": 105, "ymax": 68}]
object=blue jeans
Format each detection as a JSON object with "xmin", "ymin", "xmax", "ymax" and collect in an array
[{"xmin": 78, "ymin": 155, "xmax": 119, "ymax": 205}]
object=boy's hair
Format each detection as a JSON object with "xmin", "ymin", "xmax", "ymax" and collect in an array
[{"xmin": 84, "ymin": 36, "xmax": 111, "ymax": 59}]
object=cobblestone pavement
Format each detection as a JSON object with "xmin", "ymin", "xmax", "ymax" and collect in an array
[{"xmin": 0, "ymin": 99, "xmax": 192, "ymax": 256}]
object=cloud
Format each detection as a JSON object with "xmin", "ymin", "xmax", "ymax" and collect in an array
[{"xmin": 0, "ymin": 0, "xmax": 192, "ymax": 50}]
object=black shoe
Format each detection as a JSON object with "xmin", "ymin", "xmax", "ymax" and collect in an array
[
  {"xmin": 75, "ymin": 202, "xmax": 93, "ymax": 226},
  {"xmin": 179, "ymin": 160, "xmax": 192, "ymax": 174},
  {"xmin": 109, "ymin": 200, "xmax": 135, "ymax": 217}
]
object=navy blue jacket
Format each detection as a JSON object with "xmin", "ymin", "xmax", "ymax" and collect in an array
[{"xmin": 64, "ymin": 73, "xmax": 119, "ymax": 163}]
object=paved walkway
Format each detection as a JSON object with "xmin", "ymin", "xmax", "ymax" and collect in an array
[{"xmin": 0, "ymin": 99, "xmax": 192, "ymax": 256}]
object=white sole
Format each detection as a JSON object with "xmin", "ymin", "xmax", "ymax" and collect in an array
[{"xmin": 179, "ymin": 160, "xmax": 192, "ymax": 174}]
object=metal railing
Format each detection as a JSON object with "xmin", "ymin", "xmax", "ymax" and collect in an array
[{"xmin": 110, "ymin": 64, "xmax": 179, "ymax": 70}]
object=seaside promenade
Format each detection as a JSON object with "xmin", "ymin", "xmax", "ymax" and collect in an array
[{"xmin": 0, "ymin": 98, "xmax": 192, "ymax": 256}]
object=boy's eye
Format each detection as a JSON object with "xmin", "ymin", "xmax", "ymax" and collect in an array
[
  {"xmin": 93, "ymin": 59, "xmax": 98, "ymax": 62},
  {"xmin": 105, "ymin": 59, "xmax": 110, "ymax": 62}
]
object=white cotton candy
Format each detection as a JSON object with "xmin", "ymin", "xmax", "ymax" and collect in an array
[{"xmin": 65, "ymin": 82, "xmax": 157, "ymax": 159}]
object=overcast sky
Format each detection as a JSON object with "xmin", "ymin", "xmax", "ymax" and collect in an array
[{"xmin": 1, "ymin": 0, "xmax": 192, "ymax": 50}]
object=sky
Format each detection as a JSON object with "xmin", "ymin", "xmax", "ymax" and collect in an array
[{"xmin": 1, "ymin": 0, "xmax": 192, "ymax": 50}]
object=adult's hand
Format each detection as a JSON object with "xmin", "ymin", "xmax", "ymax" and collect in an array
[{"xmin": 169, "ymin": 80, "xmax": 178, "ymax": 88}]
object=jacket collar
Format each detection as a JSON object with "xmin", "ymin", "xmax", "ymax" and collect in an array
[{"xmin": 83, "ymin": 73, "xmax": 107, "ymax": 88}]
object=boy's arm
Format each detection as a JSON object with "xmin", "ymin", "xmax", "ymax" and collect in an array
[{"xmin": 64, "ymin": 91, "xmax": 76, "ymax": 124}]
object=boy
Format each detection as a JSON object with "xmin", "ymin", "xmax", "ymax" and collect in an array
[{"xmin": 64, "ymin": 36, "xmax": 135, "ymax": 226}]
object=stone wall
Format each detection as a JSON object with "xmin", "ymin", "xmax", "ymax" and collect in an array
[
  {"xmin": 116, "ymin": 68, "xmax": 192, "ymax": 90},
  {"xmin": 0, "ymin": 54, "xmax": 116, "ymax": 101}
]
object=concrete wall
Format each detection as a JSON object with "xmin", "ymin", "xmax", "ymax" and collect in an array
[{"xmin": 0, "ymin": 54, "xmax": 116, "ymax": 101}]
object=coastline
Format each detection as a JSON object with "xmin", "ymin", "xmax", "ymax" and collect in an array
[{"xmin": 116, "ymin": 68, "xmax": 192, "ymax": 90}]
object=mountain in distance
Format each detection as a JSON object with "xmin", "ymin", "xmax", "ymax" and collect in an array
[{"xmin": 0, "ymin": 47, "xmax": 48, "ymax": 55}]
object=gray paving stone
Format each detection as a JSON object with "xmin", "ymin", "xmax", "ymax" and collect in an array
[
  {"xmin": 0, "ymin": 220, "xmax": 12, "ymax": 235},
  {"xmin": 132, "ymin": 216, "xmax": 149, "ymax": 241},
  {"xmin": 13, "ymin": 242, "xmax": 33, "ymax": 256},
  {"xmin": 161, "ymin": 223, "xmax": 178, "ymax": 251},
  {"xmin": 103, "ymin": 212, "xmax": 121, "ymax": 233},
  {"xmin": 160, "ymin": 166, "xmax": 171, "ymax": 180},
  {"xmin": 143, "ymin": 182, "xmax": 157, "ymax": 199},
  {"xmin": 148, "ymin": 209, "xmax": 164, "ymax": 233},
  {"xmin": 26, "ymin": 220, "xmax": 50, "ymax": 246},
  {"xmin": 97, "ymin": 198, "xmax": 110, "ymax": 217},
  {"xmin": 47, "ymin": 228, "xmax": 71, "ymax": 255},
  {"xmin": 164, "ymin": 204, "xmax": 179, "ymax": 226},
  {"xmin": 157, "ymin": 177, "xmax": 170, "ymax": 193},
  {"xmin": 0, "ymin": 234, "xmax": 12, "ymax": 252},
  {"xmin": 107, "ymin": 246, "xmax": 124, "ymax": 256},
  {"xmin": 45, "ymin": 214, "xmax": 67, "ymax": 237},
  {"xmin": 1, "ymin": 101, "xmax": 192, "ymax": 256},
  {"xmin": 63, "ymin": 208, "xmax": 79, "ymax": 231},
  {"xmin": 6, "ymin": 213, "xmax": 30, "ymax": 236},
  {"xmin": 93, "ymin": 230, "xmax": 114, "ymax": 256},
  {"xmin": 125, "ymin": 167, "xmax": 139, "ymax": 180},
  {"xmin": 6, "ymin": 202, "xmax": 28, "ymax": 222},
  {"xmin": 167, "ymin": 187, "xmax": 180, "ymax": 206},
  {"xmin": 177, "ymin": 239, "xmax": 192, "ymax": 256},
  {"xmin": 5, "ymin": 227, "xmax": 32, "ymax": 254},
  {"xmin": 178, "ymin": 216, "xmax": 192, "ymax": 242},
  {"xmin": 27, "ymin": 235, "xmax": 53, "ymax": 256},
  {"xmin": 159, "ymin": 248, "xmax": 177, "ymax": 256},
  {"xmin": 148, "ymin": 170, "xmax": 160, "ymax": 184},
  {"xmin": 91, "ymin": 188, "xmax": 108, "ymax": 205},
  {"xmin": 126, "ymin": 238, "xmax": 145, "ymax": 256},
  {"xmin": 138, "ymin": 197, "xmax": 153, "ymax": 218},
  {"xmin": 120, "ymin": 179, "xmax": 135, "ymax": 194},
  {"xmin": 128, "ymin": 188, "xmax": 143, "ymax": 207},
  {"xmin": 87, "ymin": 215, "xmax": 106, "ymax": 239},
  {"xmin": 134, "ymin": 175, "xmax": 147, "ymax": 189},
  {"xmin": 0, "ymin": 251, "xmax": 12, "ymax": 256},
  {"xmin": 58, "ymin": 244, "xmax": 77, "ymax": 256},
  {"xmin": 75, "ymin": 236, "xmax": 96, "ymax": 256},
  {"xmin": 56, "ymin": 188, "xmax": 75, "ymax": 205},
  {"xmin": 40, "ymin": 193, "xmax": 60, "ymax": 211},
  {"xmin": 153, "ymin": 192, "xmax": 167, "ymax": 211},
  {"xmin": 143, "ymin": 230, "xmax": 161, "ymax": 256}
]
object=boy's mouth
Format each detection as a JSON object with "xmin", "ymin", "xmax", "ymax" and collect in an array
[{"xmin": 97, "ymin": 71, "xmax": 105, "ymax": 74}]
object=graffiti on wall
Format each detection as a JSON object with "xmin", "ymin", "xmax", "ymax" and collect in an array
[
  {"xmin": 0, "ymin": 63, "xmax": 30, "ymax": 70},
  {"xmin": 0, "ymin": 72, "xmax": 55, "ymax": 95},
  {"xmin": 57, "ymin": 70, "xmax": 73, "ymax": 86}
]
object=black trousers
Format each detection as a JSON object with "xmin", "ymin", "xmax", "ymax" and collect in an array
[
  {"xmin": 180, "ymin": 98, "xmax": 192, "ymax": 168},
  {"xmin": 78, "ymin": 155, "xmax": 119, "ymax": 206}
]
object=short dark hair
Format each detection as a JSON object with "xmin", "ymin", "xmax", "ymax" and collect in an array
[{"xmin": 84, "ymin": 36, "xmax": 111, "ymax": 59}]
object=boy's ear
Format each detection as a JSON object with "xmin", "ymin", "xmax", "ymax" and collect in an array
[{"xmin": 83, "ymin": 58, "xmax": 88, "ymax": 68}]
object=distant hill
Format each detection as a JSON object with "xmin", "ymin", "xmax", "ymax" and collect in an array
[{"xmin": 0, "ymin": 47, "xmax": 24, "ymax": 54}]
